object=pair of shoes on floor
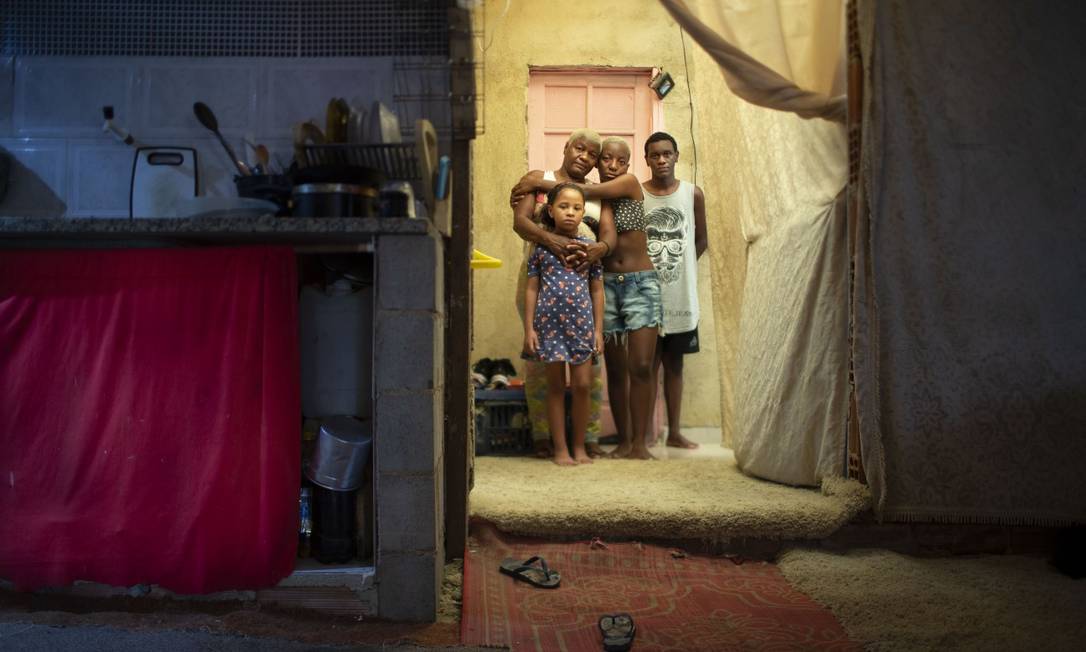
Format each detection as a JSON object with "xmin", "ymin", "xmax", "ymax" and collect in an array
[
  {"xmin": 472, "ymin": 358, "xmax": 517, "ymax": 389},
  {"xmin": 599, "ymin": 613, "xmax": 636, "ymax": 651},
  {"xmin": 499, "ymin": 555, "xmax": 560, "ymax": 588}
]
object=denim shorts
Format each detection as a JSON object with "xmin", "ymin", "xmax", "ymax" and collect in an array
[{"xmin": 603, "ymin": 270, "xmax": 663, "ymax": 335}]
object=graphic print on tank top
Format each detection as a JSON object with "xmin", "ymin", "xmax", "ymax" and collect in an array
[{"xmin": 645, "ymin": 205, "xmax": 687, "ymax": 285}]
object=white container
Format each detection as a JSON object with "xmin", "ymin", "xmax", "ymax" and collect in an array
[{"xmin": 299, "ymin": 280, "xmax": 373, "ymax": 419}]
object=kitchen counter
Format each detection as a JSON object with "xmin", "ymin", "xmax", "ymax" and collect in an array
[{"xmin": 0, "ymin": 216, "xmax": 432, "ymax": 249}]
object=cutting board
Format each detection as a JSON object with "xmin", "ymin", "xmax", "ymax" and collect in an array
[{"xmin": 130, "ymin": 147, "xmax": 198, "ymax": 218}]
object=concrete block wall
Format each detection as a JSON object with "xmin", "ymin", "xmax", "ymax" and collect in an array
[{"xmin": 373, "ymin": 231, "xmax": 446, "ymax": 621}]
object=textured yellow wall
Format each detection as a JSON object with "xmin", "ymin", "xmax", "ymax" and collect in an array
[{"xmin": 470, "ymin": 1, "xmax": 745, "ymax": 429}]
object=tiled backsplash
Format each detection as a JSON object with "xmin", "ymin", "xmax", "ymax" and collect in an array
[{"xmin": 0, "ymin": 55, "xmax": 449, "ymax": 217}]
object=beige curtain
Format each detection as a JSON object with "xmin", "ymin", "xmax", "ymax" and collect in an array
[
  {"xmin": 853, "ymin": 0, "xmax": 1086, "ymax": 524},
  {"xmin": 660, "ymin": 0, "xmax": 849, "ymax": 486}
]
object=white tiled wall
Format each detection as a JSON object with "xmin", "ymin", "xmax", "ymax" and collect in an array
[{"xmin": 0, "ymin": 55, "xmax": 449, "ymax": 218}]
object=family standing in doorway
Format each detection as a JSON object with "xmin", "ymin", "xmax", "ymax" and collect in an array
[{"xmin": 512, "ymin": 130, "xmax": 708, "ymax": 465}]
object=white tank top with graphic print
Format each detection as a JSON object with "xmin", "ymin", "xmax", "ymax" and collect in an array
[{"xmin": 642, "ymin": 181, "xmax": 698, "ymax": 335}]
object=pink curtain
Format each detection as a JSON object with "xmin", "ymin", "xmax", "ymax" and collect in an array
[{"xmin": 0, "ymin": 247, "xmax": 300, "ymax": 593}]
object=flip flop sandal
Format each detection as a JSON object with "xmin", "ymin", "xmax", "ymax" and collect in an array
[
  {"xmin": 499, "ymin": 556, "xmax": 561, "ymax": 589},
  {"xmin": 599, "ymin": 613, "xmax": 636, "ymax": 652}
]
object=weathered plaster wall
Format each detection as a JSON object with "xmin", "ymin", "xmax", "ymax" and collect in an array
[{"xmin": 470, "ymin": 0, "xmax": 746, "ymax": 429}]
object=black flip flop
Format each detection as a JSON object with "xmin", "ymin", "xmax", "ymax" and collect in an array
[
  {"xmin": 599, "ymin": 613, "xmax": 636, "ymax": 652},
  {"xmin": 499, "ymin": 556, "xmax": 561, "ymax": 589}
]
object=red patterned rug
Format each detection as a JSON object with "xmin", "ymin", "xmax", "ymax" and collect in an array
[{"xmin": 462, "ymin": 520, "xmax": 859, "ymax": 651}]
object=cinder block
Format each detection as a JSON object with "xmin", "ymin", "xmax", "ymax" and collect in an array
[
  {"xmin": 374, "ymin": 311, "xmax": 442, "ymax": 392},
  {"xmin": 374, "ymin": 389, "xmax": 442, "ymax": 473},
  {"xmin": 377, "ymin": 233, "xmax": 444, "ymax": 312},
  {"xmin": 377, "ymin": 550, "xmax": 440, "ymax": 622},
  {"xmin": 376, "ymin": 473, "xmax": 437, "ymax": 551}
]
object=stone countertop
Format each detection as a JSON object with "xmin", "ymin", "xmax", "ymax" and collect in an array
[{"xmin": 0, "ymin": 215, "xmax": 432, "ymax": 247}]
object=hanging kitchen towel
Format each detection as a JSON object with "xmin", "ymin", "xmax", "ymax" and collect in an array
[{"xmin": 0, "ymin": 246, "xmax": 300, "ymax": 594}]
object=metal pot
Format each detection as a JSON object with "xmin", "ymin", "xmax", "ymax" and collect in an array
[
  {"xmin": 305, "ymin": 416, "xmax": 372, "ymax": 491},
  {"xmin": 291, "ymin": 182, "xmax": 378, "ymax": 218}
]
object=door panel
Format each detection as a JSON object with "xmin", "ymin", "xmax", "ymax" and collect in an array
[{"xmin": 529, "ymin": 70, "xmax": 657, "ymax": 181}]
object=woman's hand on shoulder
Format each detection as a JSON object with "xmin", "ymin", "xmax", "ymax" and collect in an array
[{"xmin": 509, "ymin": 170, "xmax": 546, "ymax": 208}]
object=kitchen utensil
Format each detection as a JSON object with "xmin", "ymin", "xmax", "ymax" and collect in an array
[
  {"xmin": 293, "ymin": 121, "xmax": 326, "ymax": 166},
  {"xmin": 306, "ymin": 416, "xmax": 373, "ymax": 492},
  {"xmin": 101, "ymin": 106, "xmax": 136, "ymax": 147},
  {"xmin": 292, "ymin": 183, "xmax": 378, "ymax": 218},
  {"xmin": 325, "ymin": 98, "xmax": 350, "ymax": 144},
  {"xmin": 414, "ymin": 118, "xmax": 438, "ymax": 214},
  {"xmin": 254, "ymin": 144, "xmax": 271, "ymax": 172},
  {"xmin": 347, "ymin": 104, "xmax": 368, "ymax": 143},
  {"xmin": 129, "ymin": 147, "xmax": 198, "ymax": 218},
  {"xmin": 193, "ymin": 102, "xmax": 251, "ymax": 177},
  {"xmin": 379, "ymin": 181, "xmax": 415, "ymax": 218},
  {"xmin": 235, "ymin": 174, "xmax": 292, "ymax": 216},
  {"xmin": 435, "ymin": 155, "xmax": 451, "ymax": 200},
  {"xmin": 367, "ymin": 101, "xmax": 401, "ymax": 144},
  {"xmin": 242, "ymin": 140, "xmax": 271, "ymax": 174}
]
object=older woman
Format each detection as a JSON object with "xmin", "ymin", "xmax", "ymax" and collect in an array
[
  {"xmin": 512, "ymin": 129, "xmax": 617, "ymax": 459},
  {"xmin": 513, "ymin": 136, "xmax": 661, "ymax": 460}
]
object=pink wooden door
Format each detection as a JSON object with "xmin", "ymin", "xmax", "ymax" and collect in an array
[
  {"xmin": 528, "ymin": 69, "xmax": 665, "ymax": 439},
  {"xmin": 528, "ymin": 70, "xmax": 658, "ymax": 182}
]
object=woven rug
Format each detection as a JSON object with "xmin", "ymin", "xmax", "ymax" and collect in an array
[{"xmin": 462, "ymin": 521, "xmax": 858, "ymax": 651}]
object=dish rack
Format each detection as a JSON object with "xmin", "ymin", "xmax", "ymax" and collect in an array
[
  {"xmin": 297, "ymin": 143, "xmax": 421, "ymax": 181},
  {"xmin": 293, "ymin": 118, "xmax": 450, "ymax": 235}
]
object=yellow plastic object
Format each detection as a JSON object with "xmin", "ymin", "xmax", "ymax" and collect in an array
[{"xmin": 470, "ymin": 249, "xmax": 502, "ymax": 269}]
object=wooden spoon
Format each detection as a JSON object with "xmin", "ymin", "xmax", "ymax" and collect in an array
[{"xmin": 193, "ymin": 102, "xmax": 251, "ymax": 176}]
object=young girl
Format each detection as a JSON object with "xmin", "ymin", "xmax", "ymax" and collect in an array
[{"xmin": 522, "ymin": 183, "xmax": 605, "ymax": 466}]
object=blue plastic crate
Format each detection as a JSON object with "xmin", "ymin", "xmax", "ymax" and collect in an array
[{"xmin": 474, "ymin": 387, "xmax": 532, "ymax": 455}]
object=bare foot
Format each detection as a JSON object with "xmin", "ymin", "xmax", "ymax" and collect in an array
[
  {"xmin": 585, "ymin": 442, "xmax": 606, "ymax": 458},
  {"xmin": 573, "ymin": 450, "xmax": 594, "ymax": 464},
  {"xmin": 609, "ymin": 441, "xmax": 633, "ymax": 458},
  {"xmin": 534, "ymin": 440, "xmax": 553, "ymax": 459},
  {"xmin": 645, "ymin": 433, "xmax": 662, "ymax": 448},
  {"xmin": 552, "ymin": 452, "xmax": 577, "ymax": 466},
  {"xmin": 624, "ymin": 444, "xmax": 655, "ymax": 460},
  {"xmin": 666, "ymin": 433, "xmax": 700, "ymax": 449}
]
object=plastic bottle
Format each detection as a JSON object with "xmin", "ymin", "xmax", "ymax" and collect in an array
[{"xmin": 298, "ymin": 486, "xmax": 313, "ymax": 558}]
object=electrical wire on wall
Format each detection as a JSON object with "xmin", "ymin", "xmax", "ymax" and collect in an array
[{"xmin": 679, "ymin": 26, "xmax": 698, "ymax": 186}]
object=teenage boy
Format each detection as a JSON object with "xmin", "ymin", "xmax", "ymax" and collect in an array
[{"xmin": 641, "ymin": 132, "xmax": 708, "ymax": 449}]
